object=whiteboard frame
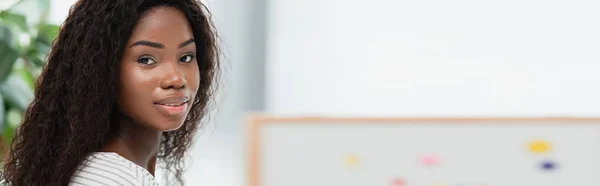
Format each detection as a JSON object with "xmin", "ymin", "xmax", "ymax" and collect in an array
[{"xmin": 246, "ymin": 115, "xmax": 600, "ymax": 186}]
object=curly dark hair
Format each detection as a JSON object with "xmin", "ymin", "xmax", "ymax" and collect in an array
[{"xmin": 1, "ymin": 0, "xmax": 220, "ymax": 185}]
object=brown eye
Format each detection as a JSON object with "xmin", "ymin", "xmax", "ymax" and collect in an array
[
  {"xmin": 179, "ymin": 54, "xmax": 194, "ymax": 63},
  {"xmin": 137, "ymin": 56, "xmax": 157, "ymax": 65}
]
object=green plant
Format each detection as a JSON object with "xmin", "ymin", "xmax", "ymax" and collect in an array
[{"xmin": 0, "ymin": 0, "xmax": 58, "ymax": 160}]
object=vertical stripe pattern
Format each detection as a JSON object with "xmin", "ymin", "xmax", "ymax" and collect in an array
[{"xmin": 69, "ymin": 152, "xmax": 159, "ymax": 186}]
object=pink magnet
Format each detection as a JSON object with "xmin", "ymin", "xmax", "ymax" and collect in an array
[
  {"xmin": 391, "ymin": 178, "xmax": 405, "ymax": 186},
  {"xmin": 419, "ymin": 155, "xmax": 440, "ymax": 166}
]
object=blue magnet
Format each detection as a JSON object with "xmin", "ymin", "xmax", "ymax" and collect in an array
[{"xmin": 540, "ymin": 161, "xmax": 556, "ymax": 171}]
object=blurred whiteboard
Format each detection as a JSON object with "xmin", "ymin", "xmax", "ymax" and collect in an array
[{"xmin": 248, "ymin": 116, "xmax": 600, "ymax": 186}]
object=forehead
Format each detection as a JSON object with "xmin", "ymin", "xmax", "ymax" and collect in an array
[{"xmin": 127, "ymin": 6, "xmax": 194, "ymax": 45}]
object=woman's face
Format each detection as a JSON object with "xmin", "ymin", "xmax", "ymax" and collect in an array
[{"xmin": 118, "ymin": 6, "xmax": 199, "ymax": 131}]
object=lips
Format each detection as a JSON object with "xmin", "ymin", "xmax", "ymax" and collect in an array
[
  {"xmin": 160, "ymin": 102, "xmax": 185, "ymax": 106},
  {"xmin": 154, "ymin": 96, "xmax": 189, "ymax": 105},
  {"xmin": 154, "ymin": 96, "xmax": 190, "ymax": 116},
  {"xmin": 156, "ymin": 101, "xmax": 188, "ymax": 106}
]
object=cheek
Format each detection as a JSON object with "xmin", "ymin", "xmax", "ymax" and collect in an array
[
  {"xmin": 118, "ymin": 65, "xmax": 155, "ymax": 117},
  {"xmin": 187, "ymin": 63, "xmax": 201, "ymax": 93}
]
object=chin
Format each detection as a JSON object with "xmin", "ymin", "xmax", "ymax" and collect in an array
[{"xmin": 155, "ymin": 121, "xmax": 185, "ymax": 132}]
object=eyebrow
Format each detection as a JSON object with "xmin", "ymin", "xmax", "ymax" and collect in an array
[
  {"xmin": 178, "ymin": 38, "xmax": 195, "ymax": 48},
  {"xmin": 129, "ymin": 38, "xmax": 195, "ymax": 49}
]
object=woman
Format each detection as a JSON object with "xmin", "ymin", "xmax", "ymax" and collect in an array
[{"xmin": 1, "ymin": 0, "xmax": 220, "ymax": 185}]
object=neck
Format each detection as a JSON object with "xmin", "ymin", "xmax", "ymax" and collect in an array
[{"xmin": 101, "ymin": 116, "xmax": 162, "ymax": 175}]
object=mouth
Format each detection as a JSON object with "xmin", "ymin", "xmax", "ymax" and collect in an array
[
  {"xmin": 153, "ymin": 97, "xmax": 190, "ymax": 116},
  {"xmin": 155, "ymin": 101, "xmax": 188, "ymax": 107}
]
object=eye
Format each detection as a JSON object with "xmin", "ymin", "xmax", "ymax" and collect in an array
[
  {"xmin": 179, "ymin": 54, "xmax": 195, "ymax": 63},
  {"xmin": 137, "ymin": 56, "xmax": 157, "ymax": 65}
]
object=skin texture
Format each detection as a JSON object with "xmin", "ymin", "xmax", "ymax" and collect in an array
[
  {"xmin": 101, "ymin": 6, "xmax": 200, "ymax": 175},
  {"xmin": 1, "ymin": 0, "xmax": 220, "ymax": 185}
]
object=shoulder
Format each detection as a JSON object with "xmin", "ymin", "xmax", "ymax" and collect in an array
[{"xmin": 69, "ymin": 152, "xmax": 158, "ymax": 186}]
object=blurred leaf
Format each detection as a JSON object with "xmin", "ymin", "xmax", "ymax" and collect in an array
[
  {"xmin": 0, "ymin": 20, "xmax": 19, "ymax": 48},
  {"xmin": 25, "ymin": 46, "xmax": 45, "ymax": 67},
  {"xmin": 36, "ymin": 39, "xmax": 52, "ymax": 54},
  {"xmin": 0, "ymin": 20, "xmax": 13, "ymax": 41},
  {"xmin": 6, "ymin": 107, "xmax": 20, "ymax": 128},
  {"xmin": 1, "ymin": 125, "xmax": 14, "ymax": 161},
  {"xmin": 1, "ymin": 124, "xmax": 12, "ymax": 160},
  {"xmin": 0, "ymin": 51, "xmax": 19, "ymax": 83},
  {"xmin": 8, "ymin": 0, "xmax": 48, "ymax": 27},
  {"xmin": 2, "ymin": 108, "xmax": 19, "ymax": 146},
  {"xmin": 0, "ymin": 28, "xmax": 19, "ymax": 82},
  {"xmin": 0, "ymin": 10, "xmax": 27, "ymax": 31},
  {"xmin": 0, "ymin": 92, "xmax": 4, "ymax": 130},
  {"xmin": 0, "ymin": 74, "xmax": 33, "ymax": 111},
  {"xmin": 14, "ymin": 62, "xmax": 34, "ymax": 89},
  {"xmin": 2, "ymin": 125, "xmax": 14, "ymax": 151},
  {"xmin": 36, "ymin": 24, "xmax": 58, "ymax": 46}
]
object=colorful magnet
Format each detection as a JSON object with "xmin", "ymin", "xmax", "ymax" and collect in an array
[
  {"xmin": 540, "ymin": 160, "xmax": 557, "ymax": 171},
  {"xmin": 344, "ymin": 154, "xmax": 359, "ymax": 167},
  {"xmin": 419, "ymin": 155, "xmax": 441, "ymax": 166},
  {"xmin": 391, "ymin": 178, "xmax": 405, "ymax": 186},
  {"xmin": 528, "ymin": 140, "xmax": 551, "ymax": 153}
]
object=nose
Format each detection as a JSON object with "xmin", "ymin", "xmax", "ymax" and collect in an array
[{"xmin": 159, "ymin": 62, "xmax": 187, "ymax": 90}]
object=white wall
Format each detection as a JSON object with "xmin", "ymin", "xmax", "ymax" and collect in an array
[{"xmin": 266, "ymin": 0, "xmax": 600, "ymax": 117}]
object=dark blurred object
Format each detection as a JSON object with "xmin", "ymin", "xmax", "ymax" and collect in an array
[{"xmin": 0, "ymin": 0, "xmax": 58, "ymax": 162}]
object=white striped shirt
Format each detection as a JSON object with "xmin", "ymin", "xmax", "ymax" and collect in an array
[{"xmin": 69, "ymin": 152, "xmax": 159, "ymax": 186}]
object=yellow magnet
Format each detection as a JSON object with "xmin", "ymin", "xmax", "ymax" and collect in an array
[
  {"xmin": 529, "ymin": 140, "xmax": 551, "ymax": 153},
  {"xmin": 344, "ymin": 154, "xmax": 360, "ymax": 167}
]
